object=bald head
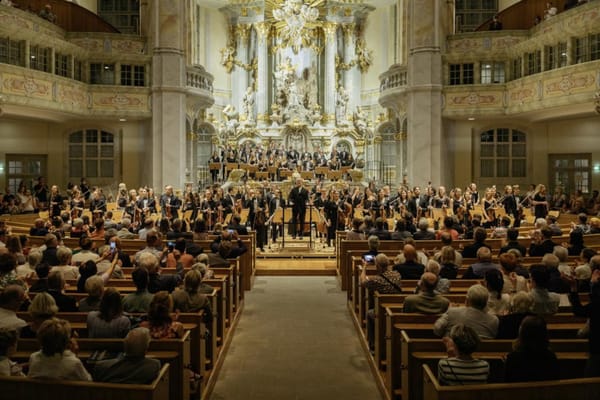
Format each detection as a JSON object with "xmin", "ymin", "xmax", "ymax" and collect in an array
[
  {"xmin": 403, "ymin": 244, "xmax": 417, "ymax": 262},
  {"xmin": 124, "ymin": 327, "xmax": 151, "ymax": 358}
]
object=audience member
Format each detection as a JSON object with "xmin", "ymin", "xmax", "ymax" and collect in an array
[
  {"xmin": 28, "ymin": 318, "xmax": 91, "ymax": 381},
  {"xmin": 393, "ymin": 244, "xmax": 425, "ymax": 279},
  {"xmin": 498, "ymin": 253, "xmax": 528, "ymax": 295},
  {"xmin": 404, "ymin": 272, "xmax": 450, "ymax": 314},
  {"xmin": 29, "ymin": 262, "xmax": 50, "ymax": 293},
  {"xmin": 20, "ymin": 292, "xmax": 58, "ymax": 339},
  {"xmin": 141, "ymin": 291, "xmax": 184, "ymax": 339},
  {"xmin": 529, "ymin": 264, "xmax": 560, "ymax": 315},
  {"xmin": 413, "ymin": 218, "xmax": 435, "ymax": 240},
  {"xmin": 50, "ymin": 246, "xmax": 79, "ymax": 280},
  {"xmin": 461, "ymin": 228, "xmax": 490, "ymax": 259},
  {"xmin": 0, "ymin": 253, "xmax": 27, "ymax": 292},
  {"xmin": 434, "ymin": 284, "xmax": 498, "ymax": 338},
  {"xmin": 87, "ymin": 287, "xmax": 130, "ymax": 338},
  {"xmin": 0, "ymin": 285, "xmax": 27, "ymax": 330},
  {"xmin": 499, "ymin": 228, "xmax": 527, "ymax": 256},
  {"xmin": 529, "ymin": 227, "xmax": 556, "ymax": 257},
  {"xmin": 93, "ymin": 327, "xmax": 161, "ymax": 384},
  {"xmin": 484, "ymin": 269, "xmax": 510, "ymax": 315},
  {"xmin": 0, "ymin": 329, "xmax": 22, "ymax": 376},
  {"xmin": 496, "ymin": 292, "xmax": 534, "ymax": 339},
  {"xmin": 78, "ymin": 275, "xmax": 103, "ymax": 312},
  {"xmin": 504, "ymin": 316, "xmax": 560, "ymax": 382},
  {"xmin": 47, "ymin": 271, "xmax": 78, "ymax": 312},
  {"xmin": 122, "ymin": 267, "xmax": 153, "ymax": 313},
  {"xmin": 424, "ymin": 260, "xmax": 450, "ymax": 294},
  {"xmin": 462, "ymin": 247, "xmax": 500, "ymax": 279},
  {"xmin": 437, "ymin": 324, "xmax": 489, "ymax": 385}
]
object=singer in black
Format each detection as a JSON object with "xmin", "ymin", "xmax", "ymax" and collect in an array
[
  {"xmin": 324, "ymin": 190, "xmax": 348, "ymax": 247},
  {"xmin": 288, "ymin": 178, "xmax": 309, "ymax": 239}
]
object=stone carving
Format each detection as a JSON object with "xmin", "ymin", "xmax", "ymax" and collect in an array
[
  {"xmin": 241, "ymin": 86, "xmax": 255, "ymax": 124},
  {"xmin": 336, "ymin": 86, "xmax": 349, "ymax": 124},
  {"xmin": 272, "ymin": 0, "xmax": 320, "ymax": 54},
  {"xmin": 222, "ymin": 104, "xmax": 239, "ymax": 136}
]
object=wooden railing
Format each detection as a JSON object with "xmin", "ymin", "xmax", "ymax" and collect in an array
[{"xmin": 11, "ymin": 0, "xmax": 119, "ymax": 33}]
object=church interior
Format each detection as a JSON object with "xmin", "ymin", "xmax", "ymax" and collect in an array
[{"xmin": 1, "ymin": 1, "xmax": 600, "ymax": 400}]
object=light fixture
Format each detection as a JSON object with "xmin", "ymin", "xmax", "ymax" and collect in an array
[
  {"xmin": 119, "ymin": 118, "xmax": 127, "ymax": 122},
  {"xmin": 468, "ymin": 117, "xmax": 475, "ymax": 121}
]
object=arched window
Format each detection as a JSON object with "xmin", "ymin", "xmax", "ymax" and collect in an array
[
  {"xmin": 479, "ymin": 128, "xmax": 526, "ymax": 178},
  {"xmin": 68, "ymin": 130, "xmax": 115, "ymax": 179}
]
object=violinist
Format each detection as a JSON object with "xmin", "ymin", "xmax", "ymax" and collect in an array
[
  {"xmin": 69, "ymin": 188, "xmax": 85, "ymax": 219},
  {"xmin": 501, "ymin": 185, "xmax": 518, "ymax": 221},
  {"xmin": 135, "ymin": 188, "xmax": 156, "ymax": 224},
  {"xmin": 245, "ymin": 189, "xmax": 267, "ymax": 251},
  {"xmin": 199, "ymin": 189, "xmax": 216, "ymax": 229},
  {"xmin": 324, "ymin": 190, "xmax": 345, "ymax": 247},
  {"xmin": 160, "ymin": 185, "xmax": 181, "ymax": 220},
  {"xmin": 125, "ymin": 189, "xmax": 138, "ymax": 221},
  {"xmin": 48, "ymin": 185, "xmax": 63, "ymax": 218},
  {"xmin": 532, "ymin": 184, "xmax": 549, "ymax": 219},
  {"xmin": 89, "ymin": 188, "xmax": 107, "ymax": 217},
  {"xmin": 268, "ymin": 188, "xmax": 286, "ymax": 243}
]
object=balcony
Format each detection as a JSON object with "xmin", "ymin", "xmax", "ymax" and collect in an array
[
  {"xmin": 378, "ymin": 64, "xmax": 407, "ymax": 110},
  {"xmin": 186, "ymin": 65, "xmax": 215, "ymax": 109}
]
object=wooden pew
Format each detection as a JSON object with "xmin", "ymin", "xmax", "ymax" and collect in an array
[
  {"xmin": 422, "ymin": 363, "xmax": 600, "ymax": 400},
  {"xmin": 404, "ymin": 332, "xmax": 589, "ymax": 400},
  {"xmin": 16, "ymin": 334, "xmax": 189, "ymax": 400},
  {"xmin": 0, "ymin": 363, "xmax": 170, "ymax": 400}
]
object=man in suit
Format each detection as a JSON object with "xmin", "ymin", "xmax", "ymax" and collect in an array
[
  {"xmin": 288, "ymin": 178, "xmax": 309, "ymax": 239},
  {"xmin": 93, "ymin": 327, "xmax": 161, "ymax": 384}
]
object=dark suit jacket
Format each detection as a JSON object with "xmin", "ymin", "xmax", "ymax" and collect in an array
[
  {"xmin": 93, "ymin": 356, "xmax": 161, "ymax": 384},
  {"xmin": 48, "ymin": 289, "xmax": 78, "ymax": 312},
  {"xmin": 529, "ymin": 239, "xmax": 556, "ymax": 257},
  {"xmin": 288, "ymin": 186, "xmax": 309, "ymax": 212}
]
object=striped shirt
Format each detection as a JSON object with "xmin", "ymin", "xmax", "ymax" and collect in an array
[{"xmin": 437, "ymin": 357, "xmax": 489, "ymax": 386}]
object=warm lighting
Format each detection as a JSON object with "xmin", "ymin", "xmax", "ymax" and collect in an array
[
  {"xmin": 468, "ymin": 117, "xmax": 475, "ymax": 121},
  {"xmin": 119, "ymin": 118, "xmax": 127, "ymax": 122}
]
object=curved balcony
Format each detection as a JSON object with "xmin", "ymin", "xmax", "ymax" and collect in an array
[
  {"xmin": 378, "ymin": 64, "xmax": 408, "ymax": 109},
  {"xmin": 186, "ymin": 65, "xmax": 215, "ymax": 109}
]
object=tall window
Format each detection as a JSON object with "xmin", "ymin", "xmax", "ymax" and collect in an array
[
  {"xmin": 545, "ymin": 42, "xmax": 567, "ymax": 71},
  {"xmin": 0, "ymin": 37, "xmax": 24, "ymax": 66},
  {"xmin": 90, "ymin": 63, "xmax": 115, "ymax": 84},
  {"xmin": 55, "ymin": 53, "xmax": 69, "ymax": 77},
  {"xmin": 120, "ymin": 64, "xmax": 145, "ymax": 86},
  {"xmin": 480, "ymin": 61, "xmax": 505, "ymax": 84},
  {"xmin": 5, "ymin": 155, "xmax": 47, "ymax": 195},
  {"xmin": 511, "ymin": 57, "xmax": 522, "ymax": 80},
  {"xmin": 549, "ymin": 154, "xmax": 591, "ymax": 195},
  {"xmin": 74, "ymin": 59, "xmax": 83, "ymax": 82},
  {"xmin": 449, "ymin": 63, "xmax": 474, "ymax": 85},
  {"xmin": 480, "ymin": 128, "xmax": 527, "ymax": 178},
  {"xmin": 30, "ymin": 45, "xmax": 50, "ymax": 72},
  {"xmin": 525, "ymin": 51, "xmax": 541, "ymax": 75},
  {"xmin": 69, "ymin": 130, "xmax": 115, "ymax": 179},
  {"xmin": 574, "ymin": 34, "xmax": 600, "ymax": 63},
  {"xmin": 454, "ymin": 0, "xmax": 498, "ymax": 33},
  {"xmin": 98, "ymin": 0, "xmax": 140, "ymax": 34}
]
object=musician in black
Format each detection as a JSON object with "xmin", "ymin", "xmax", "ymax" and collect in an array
[
  {"xmin": 288, "ymin": 178, "xmax": 309, "ymax": 239},
  {"xmin": 135, "ymin": 188, "xmax": 156, "ymax": 224},
  {"xmin": 160, "ymin": 185, "xmax": 181, "ymax": 220},
  {"xmin": 48, "ymin": 185, "xmax": 63, "ymax": 218},
  {"xmin": 268, "ymin": 189, "xmax": 286, "ymax": 243},
  {"xmin": 33, "ymin": 176, "xmax": 49, "ymax": 209},
  {"xmin": 89, "ymin": 188, "xmax": 107, "ymax": 217},
  {"xmin": 209, "ymin": 151, "xmax": 221, "ymax": 183},
  {"xmin": 245, "ymin": 189, "xmax": 267, "ymax": 251},
  {"xmin": 199, "ymin": 189, "xmax": 217, "ymax": 229},
  {"xmin": 324, "ymin": 190, "xmax": 348, "ymax": 247}
]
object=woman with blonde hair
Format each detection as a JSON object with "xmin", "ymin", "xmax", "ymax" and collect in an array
[{"xmin": 19, "ymin": 292, "xmax": 59, "ymax": 339}]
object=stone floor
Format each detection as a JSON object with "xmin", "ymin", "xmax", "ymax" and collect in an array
[{"xmin": 208, "ymin": 276, "xmax": 382, "ymax": 400}]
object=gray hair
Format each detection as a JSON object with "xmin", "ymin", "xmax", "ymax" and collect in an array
[
  {"xmin": 27, "ymin": 250, "xmax": 43, "ymax": 268},
  {"xmin": 542, "ymin": 253, "xmax": 559, "ymax": 269},
  {"xmin": 84, "ymin": 275, "xmax": 104, "ymax": 298},
  {"xmin": 553, "ymin": 246, "xmax": 568, "ymax": 262},
  {"xmin": 138, "ymin": 252, "xmax": 159, "ymax": 273},
  {"xmin": 466, "ymin": 284, "xmax": 489, "ymax": 310},
  {"xmin": 56, "ymin": 246, "xmax": 72, "ymax": 265},
  {"xmin": 368, "ymin": 235, "xmax": 380, "ymax": 251},
  {"xmin": 510, "ymin": 292, "xmax": 534, "ymax": 314},
  {"xmin": 124, "ymin": 327, "xmax": 151, "ymax": 358},
  {"xmin": 191, "ymin": 262, "xmax": 208, "ymax": 278},
  {"xmin": 418, "ymin": 218, "xmax": 429, "ymax": 230}
]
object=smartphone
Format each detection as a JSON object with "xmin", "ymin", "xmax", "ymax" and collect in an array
[
  {"xmin": 363, "ymin": 254, "xmax": 374, "ymax": 263},
  {"xmin": 168, "ymin": 241, "xmax": 175, "ymax": 252},
  {"xmin": 228, "ymin": 229, "xmax": 235, "ymax": 235},
  {"xmin": 109, "ymin": 242, "xmax": 116, "ymax": 251}
]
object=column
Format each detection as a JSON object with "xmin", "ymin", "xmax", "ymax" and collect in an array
[
  {"xmin": 406, "ymin": 0, "xmax": 447, "ymax": 186},
  {"xmin": 233, "ymin": 24, "xmax": 251, "ymax": 114},
  {"xmin": 255, "ymin": 22, "xmax": 270, "ymax": 128},
  {"xmin": 343, "ymin": 23, "xmax": 359, "ymax": 112},
  {"xmin": 148, "ymin": 0, "xmax": 187, "ymax": 190},
  {"xmin": 323, "ymin": 22, "xmax": 337, "ymax": 127}
]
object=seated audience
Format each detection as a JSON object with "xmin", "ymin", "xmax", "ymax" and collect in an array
[
  {"xmin": 41, "ymin": 234, "xmax": 60, "ymax": 266},
  {"xmin": 122, "ymin": 267, "xmax": 154, "ymax": 313},
  {"xmin": 529, "ymin": 227, "xmax": 556, "ymax": 257},
  {"xmin": 172, "ymin": 270, "xmax": 211, "ymax": 319},
  {"xmin": 393, "ymin": 244, "xmax": 425, "ymax": 279},
  {"xmin": 93, "ymin": 327, "xmax": 161, "ymax": 384},
  {"xmin": 16, "ymin": 249, "xmax": 42, "ymax": 279},
  {"xmin": 499, "ymin": 228, "xmax": 527, "ymax": 256},
  {"xmin": 462, "ymin": 247, "xmax": 500, "ymax": 279},
  {"xmin": 461, "ymin": 228, "xmax": 490, "ymax": 259},
  {"xmin": 542, "ymin": 253, "xmax": 569, "ymax": 293},
  {"xmin": 433, "ymin": 233, "xmax": 463, "ymax": 267},
  {"xmin": 424, "ymin": 260, "xmax": 450, "ymax": 294},
  {"xmin": 87, "ymin": 287, "xmax": 130, "ymax": 338},
  {"xmin": 0, "ymin": 329, "xmax": 22, "ymax": 376},
  {"xmin": 78, "ymin": 275, "xmax": 104, "ymax": 312},
  {"xmin": 139, "ymin": 253, "xmax": 182, "ymax": 293},
  {"xmin": 0, "ymin": 285, "xmax": 27, "ymax": 331},
  {"xmin": 29, "ymin": 262, "xmax": 50, "ymax": 293},
  {"xmin": 434, "ymin": 284, "xmax": 499, "ymax": 339},
  {"xmin": 403, "ymin": 272, "xmax": 450, "ymax": 314},
  {"xmin": 71, "ymin": 237, "xmax": 99, "ymax": 265},
  {"xmin": 191, "ymin": 261, "xmax": 215, "ymax": 294},
  {"xmin": 47, "ymin": 271, "xmax": 78, "ymax": 312},
  {"xmin": 413, "ymin": 218, "xmax": 435, "ymax": 240},
  {"xmin": 496, "ymin": 292, "xmax": 535, "ymax": 339},
  {"xmin": 499, "ymin": 252, "xmax": 528, "ymax": 295},
  {"xmin": 437, "ymin": 246, "xmax": 459, "ymax": 279},
  {"xmin": 529, "ymin": 264, "xmax": 560, "ymax": 315},
  {"xmin": 141, "ymin": 291, "xmax": 184, "ymax": 339},
  {"xmin": 77, "ymin": 260, "xmax": 98, "ymax": 293},
  {"xmin": 360, "ymin": 253, "xmax": 402, "ymax": 350},
  {"xmin": 368, "ymin": 217, "xmax": 392, "ymax": 240},
  {"xmin": 504, "ymin": 316, "xmax": 560, "ymax": 382},
  {"xmin": 50, "ymin": 246, "xmax": 79, "ymax": 280},
  {"xmin": 28, "ymin": 318, "xmax": 91, "ymax": 381},
  {"xmin": 20, "ymin": 292, "xmax": 58, "ymax": 339},
  {"xmin": 0, "ymin": 253, "xmax": 27, "ymax": 292},
  {"xmin": 484, "ymin": 269, "xmax": 510, "ymax": 315},
  {"xmin": 437, "ymin": 324, "xmax": 489, "ymax": 385}
]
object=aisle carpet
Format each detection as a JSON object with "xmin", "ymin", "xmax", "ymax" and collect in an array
[{"xmin": 209, "ymin": 276, "xmax": 381, "ymax": 400}]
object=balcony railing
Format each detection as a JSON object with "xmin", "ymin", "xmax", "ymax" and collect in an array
[
  {"xmin": 186, "ymin": 66, "xmax": 214, "ymax": 93},
  {"xmin": 378, "ymin": 64, "xmax": 408, "ymax": 109}
]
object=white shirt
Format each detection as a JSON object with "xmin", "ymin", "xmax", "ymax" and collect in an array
[
  {"xmin": 28, "ymin": 350, "xmax": 92, "ymax": 381},
  {"xmin": 0, "ymin": 307, "xmax": 27, "ymax": 331},
  {"xmin": 50, "ymin": 265, "xmax": 80, "ymax": 280},
  {"xmin": 71, "ymin": 250, "xmax": 99, "ymax": 266}
]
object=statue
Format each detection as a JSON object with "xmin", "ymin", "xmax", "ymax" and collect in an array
[
  {"xmin": 220, "ymin": 46, "xmax": 235, "ymax": 73},
  {"xmin": 336, "ymin": 86, "xmax": 349, "ymax": 124},
  {"xmin": 309, "ymin": 104, "xmax": 322, "ymax": 127},
  {"xmin": 272, "ymin": 0, "xmax": 320, "ymax": 53},
  {"xmin": 353, "ymin": 106, "xmax": 370, "ymax": 136},
  {"xmin": 270, "ymin": 103, "xmax": 283, "ymax": 127},
  {"xmin": 242, "ymin": 86, "xmax": 255, "ymax": 124},
  {"xmin": 223, "ymin": 104, "xmax": 239, "ymax": 136},
  {"xmin": 355, "ymin": 38, "xmax": 373, "ymax": 73}
]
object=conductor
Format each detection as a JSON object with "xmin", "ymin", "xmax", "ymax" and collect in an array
[{"xmin": 288, "ymin": 178, "xmax": 309, "ymax": 239}]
